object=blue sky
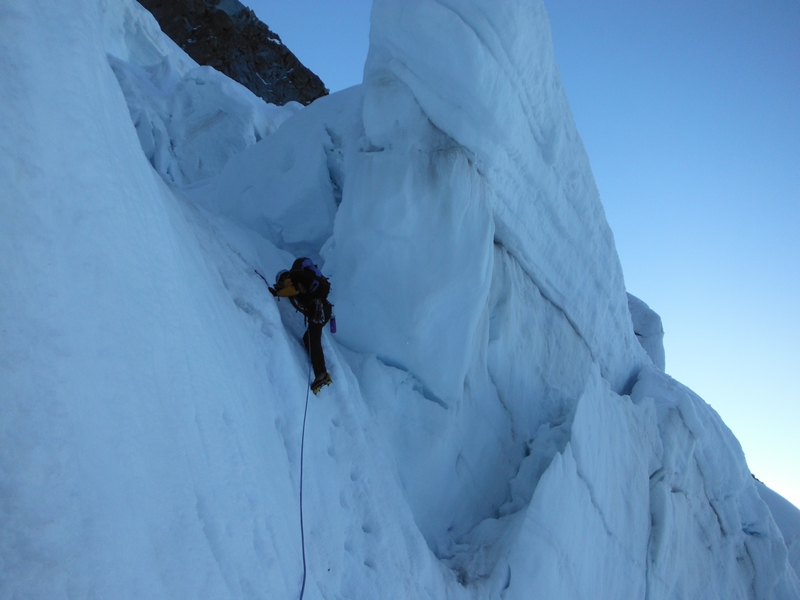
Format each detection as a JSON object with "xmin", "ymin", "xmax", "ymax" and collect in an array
[
  {"xmin": 248, "ymin": 0, "xmax": 800, "ymax": 507},
  {"xmin": 544, "ymin": 1, "xmax": 800, "ymax": 509}
]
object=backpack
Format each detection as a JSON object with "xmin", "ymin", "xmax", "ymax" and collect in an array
[{"xmin": 291, "ymin": 258, "xmax": 330, "ymax": 298}]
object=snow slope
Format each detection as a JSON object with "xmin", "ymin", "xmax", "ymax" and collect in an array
[{"xmin": 2, "ymin": 0, "xmax": 799, "ymax": 598}]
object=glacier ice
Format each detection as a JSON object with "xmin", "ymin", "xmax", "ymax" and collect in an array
[
  {"xmin": 1, "ymin": 0, "xmax": 798, "ymax": 598},
  {"xmin": 628, "ymin": 292, "xmax": 666, "ymax": 370},
  {"xmin": 103, "ymin": 7, "xmax": 301, "ymax": 187}
]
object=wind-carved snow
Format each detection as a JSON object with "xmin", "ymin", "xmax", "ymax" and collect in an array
[
  {"xmin": 628, "ymin": 293, "xmax": 666, "ymax": 370},
  {"xmin": 103, "ymin": 1, "xmax": 300, "ymax": 186},
  {"xmin": 757, "ymin": 480, "xmax": 800, "ymax": 579},
  {"xmin": 109, "ymin": 56, "xmax": 300, "ymax": 186},
  {"xmin": 2, "ymin": 0, "xmax": 799, "ymax": 598},
  {"xmin": 190, "ymin": 86, "xmax": 363, "ymax": 265},
  {"xmin": 358, "ymin": 0, "xmax": 645, "ymax": 394}
]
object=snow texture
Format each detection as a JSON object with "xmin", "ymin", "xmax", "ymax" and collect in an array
[
  {"xmin": 758, "ymin": 480, "xmax": 800, "ymax": 582},
  {"xmin": 2, "ymin": 0, "xmax": 798, "ymax": 598},
  {"xmin": 628, "ymin": 292, "xmax": 666, "ymax": 370},
  {"xmin": 103, "ymin": 5, "xmax": 300, "ymax": 187},
  {"xmin": 358, "ymin": 0, "xmax": 646, "ymax": 395},
  {"xmin": 109, "ymin": 55, "xmax": 300, "ymax": 186}
]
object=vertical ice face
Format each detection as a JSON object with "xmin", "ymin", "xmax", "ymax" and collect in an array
[
  {"xmin": 322, "ymin": 0, "xmax": 651, "ymax": 559},
  {"xmin": 0, "ymin": 2, "xmax": 332, "ymax": 597},
  {"xmin": 329, "ymin": 0, "xmax": 645, "ymax": 402},
  {"xmin": 323, "ymin": 2, "xmax": 800, "ymax": 596},
  {"xmin": 328, "ymin": 72, "xmax": 495, "ymax": 404},
  {"xmin": 6, "ymin": 0, "xmax": 798, "ymax": 597}
]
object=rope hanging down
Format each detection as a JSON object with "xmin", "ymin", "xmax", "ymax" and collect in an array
[
  {"xmin": 298, "ymin": 345, "xmax": 312, "ymax": 600},
  {"xmin": 254, "ymin": 267, "xmax": 311, "ymax": 600}
]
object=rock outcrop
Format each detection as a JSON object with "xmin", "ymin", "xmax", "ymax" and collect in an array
[{"xmin": 137, "ymin": 0, "xmax": 328, "ymax": 105}]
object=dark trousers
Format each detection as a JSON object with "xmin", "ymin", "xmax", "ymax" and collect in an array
[{"xmin": 303, "ymin": 322, "xmax": 327, "ymax": 379}]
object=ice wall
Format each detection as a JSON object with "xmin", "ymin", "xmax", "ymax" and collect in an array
[
  {"xmin": 355, "ymin": 0, "xmax": 645, "ymax": 393},
  {"xmin": 1, "ymin": 1, "xmax": 302, "ymax": 595},
  {"xmin": 3, "ymin": 0, "xmax": 799, "ymax": 598},
  {"xmin": 324, "ymin": 0, "xmax": 652, "ymax": 557},
  {"xmin": 0, "ymin": 2, "xmax": 471, "ymax": 597},
  {"xmin": 322, "ymin": 0, "xmax": 800, "ymax": 596},
  {"xmin": 632, "ymin": 367, "xmax": 797, "ymax": 599}
]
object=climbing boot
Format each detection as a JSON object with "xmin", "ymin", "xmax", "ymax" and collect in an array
[{"xmin": 311, "ymin": 372, "xmax": 332, "ymax": 395}]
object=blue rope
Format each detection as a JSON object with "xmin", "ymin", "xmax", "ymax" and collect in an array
[{"xmin": 298, "ymin": 358, "xmax": 312, "ymax": 600}]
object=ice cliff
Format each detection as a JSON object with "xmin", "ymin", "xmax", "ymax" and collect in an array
[{"xmin": 1, "ymin": 0, "xmax": 798, "ymax": 598}]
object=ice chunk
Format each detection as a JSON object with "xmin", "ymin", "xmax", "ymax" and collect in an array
[
  {"xmin": 189, "ymin": 86, "xmax": 364, "ymax": 263},
  {"xmin": 109, "ymin": 56, "xmax": 299, "ymax": 186},
  {"xmin": 628, "ymin": 292, "xmax": 666, "ymax": 370}
]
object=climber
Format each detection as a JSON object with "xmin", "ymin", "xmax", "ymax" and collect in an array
[{"xmin": 269, "ymin": 257, "xmax": 333, "ymax": 394}]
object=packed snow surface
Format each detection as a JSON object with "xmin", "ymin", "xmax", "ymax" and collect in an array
[{"xmin": 2, "ymin": 0, "xmax": 799, "ymax": 598}]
